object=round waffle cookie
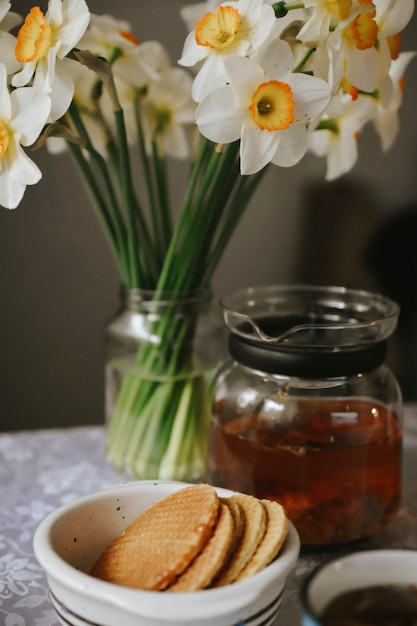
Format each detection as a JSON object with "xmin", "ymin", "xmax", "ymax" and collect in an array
[
  {"xmin": 235, "ymin": 499, "xmax": 288, "ymax": 581},
  {"xmin": 168, "ymin": 502, "xmax": 235, "ymax": 592},
  {"xmin": 90, "ymin": 484, "xmax": 219, "ymax": 591},
  {"xmin": 213, "ymin": 493, "xmax": 267, "ymax": 587}
]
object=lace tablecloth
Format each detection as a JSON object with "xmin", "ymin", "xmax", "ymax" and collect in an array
[{"xmin": 2, "ymin": 407, "xmax": 417, "ymax": 626}]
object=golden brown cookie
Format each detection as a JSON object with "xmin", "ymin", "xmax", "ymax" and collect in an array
[
  {"xmin": 168, "ymin": 502, "xmax": 235, "ymax": 592},
  {"xmin": 221, "ymin": 496, "xmax": 244, "ymax": 556},
  {"xmin": 213, "ymin": 493, "xmax": 267, "ymax": 586},
  {"xmin": 235, "ymin": 499, "xmax": 288, "ymax": 581},
  {"xmin": 90, "ymin": 484, "xmax": 219, "ymax": 591}
]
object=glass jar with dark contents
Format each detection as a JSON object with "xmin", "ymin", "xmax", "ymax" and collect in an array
[{"xmin": 208, "ymin": 285, "xmax": 403, "ymax": 546}]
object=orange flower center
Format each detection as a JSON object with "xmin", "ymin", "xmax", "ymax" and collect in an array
[
  {"xmin": 340, "ymin": 77, "xmax": 359, "ymax": 100},
  {"xmin": 0, "ymin": 123, "xmax": 10, "ymax": 157},
  {"xmin": 249, "ymin": 81, "xmax": 295, "ymax": 131},
  {"xmin": 324, "ymin": 0, "xmax": 352, "ymax": 21},
  {"xmin": 15, "ymin": 6, "xmax": 52, "ymax": 63},
  {"xmin": 195, "ymin": 6, "xmax": 241, "ymax": 50},
  {"xmin": 118, "ymin": 29, "xmax": 139, "ymax": 46},
  {"xmin": 343, "ymin": 1, "xmax": 378, "ymax": 50},
  {"xmin": 387, "ymin": 32, "xmax": 402, "ymax": 60}
]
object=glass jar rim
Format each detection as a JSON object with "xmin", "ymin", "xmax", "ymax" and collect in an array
[{"xmin": 221, "ymin": 284, "xmax": 400, "ymax": 349}]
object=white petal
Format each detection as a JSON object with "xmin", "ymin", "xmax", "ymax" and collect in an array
[
  {"xmin": 47, "ymin": 59, "xmax": 75, "ymax": 121},
  {"xmin": 374, "ymin": 108, "xmax": 398, "ymax": 151},
  {"xmin": 1, "ymin": 10, "xmax": 22, "ymax": 32},
  {"xmin": 376, "ymin": 0, "xmax": 414, "ymax": 36},
  {"xmin": 289, "ymin": 73, "xmax": 331, "ymax": 122},
  {"xmin": 8, "ymin": 141, "xmax": 42, "ymax": 185},
  {"xmin": 224, "ymin": 54, "xmax": 263, "ymax": 108},
  {"xmin": 345, "ymin": 47, "xmax": 380, "ymax": 92},
  {"xmin": 0, "ymin": 63, "xmax": 11, "ymax": 120},
  {"xmin": 178, "ymin": 30, "xmax": 208, "ymax": 68},
  {"xmin": 0, "ymin": 170, "xmax": 26, "ymax": 209},
  {"xmin": 10, "ymin": 87, "xmax": 51, "ymax": 145},
  {"xmin": 255, "ymin": 39, "xmax": 294, "ymax": 79},
  {"xmin": 308, "ymin": 128, "xmax": 330, "ymax": 158},
  {"xmin": 0, "ymin": 32, "xmax": 22, "ymax": 75},
  {"xmin": 192, "ymin": 54, "xmax": 227, "ymax": 103},
  {"xmin": 326, "ymin": 133, "xmax": 358, "ymax": 180},
  {"xmin": 196, "ymin": 86, "xmax": 242, "ymax": 143},
  {"xmin": 55, "ymin": 0, "xmax": 90, "ymax": 58},
  {"xmin": 0, "ymin": 143, "xmax": 41, "ymax": 209},
  {"xmin": 240, "ymin": 122, "xmax": 278, "ymax": 174},
  {"xmin": 242, "ymin": 4, "xmax": 277, "ymax": 48},
  {"xmin": 228, "ymin": 0, "xmax": 264, "ymax": 25},
  {"xmin": 0, "ymin": 1, "xmax": 11, "ymax": 23},
  {"xmin": 163, "ymin": 125, "xmax": 190, "ymax": 159},
  {"xmin": 11, "ymin": 61, "xmax": 35, "ymax": 88},
  {"xmin": 271, "ymin": 124, "xmax": 308, "ymax": 167},
  {"xmin": 47, "ymin": 0, "xmax": 63, "ymax": 27}
]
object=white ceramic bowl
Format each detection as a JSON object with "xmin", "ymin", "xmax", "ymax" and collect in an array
[
  {"xmin": 33, "ymin": 480, "xmax": 300, "ymax": 626},
  {"xmin": 301, "ymin": 549, "xmax": 417, "ymax": 626}
]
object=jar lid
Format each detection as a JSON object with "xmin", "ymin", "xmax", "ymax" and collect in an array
[
  {"xmin": 222, "ymin": 285, "xmax": 399, "ymax": 378},
  {"xmin": 228, "ymin": 325, "xmax": 388, "ymax": 377}
]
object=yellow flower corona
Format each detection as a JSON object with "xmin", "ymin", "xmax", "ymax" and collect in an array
[
  {"xmin": 195, "ymin": 6, "xmax": 241, "ymax": 50},
  {"xmin": 249, "ymin": 81, "xmax": 295, "ymax": 131},
  {"xmin": 340, "ymin": 77, "xmax": 359, "ymax": 100},
  {"xmin": 15, "ymin": 7, "xmax": 53, "ymax": 63},
  {"xmin": 344, "ymin": 1, "xmax": 378, "ymax": 50},
  {"xmin": 387, "ymin": 32, "xmax": 402, "ymax": 60},
  {"xmin": 0, "ymin": 123, "xmax": 10, "ymax": 157},
  {"xmin": 324, "ymin": 0, "xmax": 352, "ymax": 21}
]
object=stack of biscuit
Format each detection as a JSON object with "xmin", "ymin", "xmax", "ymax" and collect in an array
[{"xmin": 90, "ymin": 483, "xmax": 288, "ymax": 592}]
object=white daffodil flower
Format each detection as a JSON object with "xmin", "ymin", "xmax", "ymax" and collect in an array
[
  {"xmin": 115, "ymin": 41, "xmax": 171, "ymax": 90},
  {"xmin": 308, "ymin": 93, "xmax": 377, "ymax": 180},
  {"xmin": 373, "ymin": 51, "xmax": 416, "ymax": 151},
  {"xmin": 0, "ymin": 0, "xmax": 20, "ymax": 32},
  {"xmin": 179, "ymin": 0, "xmax": 279, "ymax": 102},
  {"xmin": 77, "ymin": 13, "xmax": 137, "ymax": 57},
  {"xmin": 298, "ymin": 0, "xmax": 373, "ymax": 47},
  {"xmin": 0, "ymin": 64, "xmax": 51, "ymax": 209},
  {"xmin": 0, "ymin": 0, "xmax": 22, "ymax": 76},
  {"xmin": 140, "ymin": 67, "xmax": 196, "ymax": 159},
  {"xmin": 180, "ymin": 0, "xmax": 222, "ymax": 33},
  {"xmin": 196, "ymin": 39, "xmax": 331, "ymax": 174},
  {"xmin": 327, "ymin": 0, "xmax": 413, "ymax": 95},
  {"xmin": 11, "ymin": 0, "xmax": 90, "ymax": 122},
  {"xmin": 369, "ymin": 0, "xmax": 415, "ymax": 93},
  {"xmin": 79, "ymin": 14, "xmax": 171, "ymax": 90}
]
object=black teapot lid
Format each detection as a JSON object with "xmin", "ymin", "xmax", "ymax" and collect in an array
[
  {"xmin": 228, "ymin": 315, "xmax": 388, "ymax": 378},
  {"xmin": 222, "ymin": 286, "xmax": 399, "ymax": 379}
]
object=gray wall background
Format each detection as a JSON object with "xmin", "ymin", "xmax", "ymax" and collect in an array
[{"xmin": 1, "ymin": 1, "xmax": 417, "ymax": 431}]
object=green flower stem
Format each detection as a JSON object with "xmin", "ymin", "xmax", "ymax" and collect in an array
[
  {"xmin": 66, "ymin": 104, "xmax": 131, "ymax": 283},
  {"xmin": 178, "ymin": 144, "xmax": 241, "ymax": 288},
  {"xmin": 63, "ymin": 52, "xmax": 271, "ymax": 481},
  {"xmin": 134, "ymin": 104, "xmax": 164, "ymax": 270},
  {"xmin": 106, "ymin": 305, "xmax": 206, "ymax": 474},
  {"xmin": 66, "ymin": 142, "xmax": 130, "ymax": 285},
  {"xmin": 158, "ymin": 376, "xmax": 209, "ymax": 480},
  {"xmin": 113, "ymin": 107, "xmax": 141, "ymax": 287},
  {"xmin": 106, "ymin": 141, "xmax": 267, "ymax": 480},
  {"xmin": 152, "ymin": 140, "xmax": 172, "ymax": 255},
  {"xmin": 155, "ymin": 142, "xmax": 238, "ymax": 295},
  {"xmin": 202, "ymin": 166, "xmax": 269, "ymax": 284}
]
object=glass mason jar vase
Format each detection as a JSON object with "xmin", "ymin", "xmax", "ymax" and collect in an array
[
  {"xmin": 208, "ymin": 285, "xmax": 403, "ymax": 546},
  {"xmin": 105, "ymin": 288, "xmax": 225, "ymax": 482}
]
